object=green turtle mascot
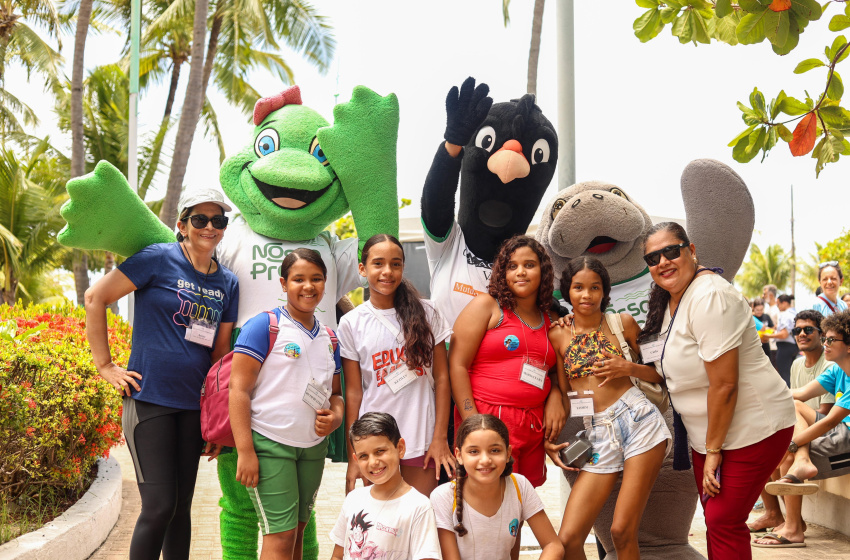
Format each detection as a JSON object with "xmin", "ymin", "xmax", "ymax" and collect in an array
[
  {"xmin": 536, "ymin": 160, "xmax": 755, "ymax": 559},
  {"xmin": 59, "ymin": 85, "xmax": 401, "ymax": 560}
]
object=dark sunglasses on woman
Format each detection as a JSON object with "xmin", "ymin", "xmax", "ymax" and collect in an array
[
  {"xmin": 643, "ymin": 242, "xmax": 689, "ymax": 267},
  {"xmin": 791, "ymin": 326, "xmax": 820, "ymax": 336},
  {"xmin": 182, "ymin": 214, "xmax": 229, "ymax": 229}
]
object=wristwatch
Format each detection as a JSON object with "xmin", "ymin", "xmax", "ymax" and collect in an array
[{"xmin": 788, "ymin": 440, "xmax": 799, "ymax": 454}]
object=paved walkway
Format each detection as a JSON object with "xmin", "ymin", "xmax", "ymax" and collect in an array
[{"xmin": 88, "ymin": 444, "xmax": 850, "ymax": 559}]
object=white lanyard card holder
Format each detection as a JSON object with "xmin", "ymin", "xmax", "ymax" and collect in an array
[
  {"xmin": 185, "ymin": 318, "xmax": 216, "ymax": 348},
  {"xmin": 303, "ymin": 377, "xmax": 331, "ymax": 411},
  {"xmin": 568, "ymin": 390, "xmax": 595, "ymax": 417},
  {"xmin": 639, "ymin": 334, "xmax": 665, "ymax": 364},
  {"xmin": 519, "ymin": 358, "xmax": 548, "ymax": 389}
]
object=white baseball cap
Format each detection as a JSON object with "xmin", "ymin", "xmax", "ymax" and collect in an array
[{"xmin": 178, "ymin": 188, "xmax": 232, "ymax": 213}]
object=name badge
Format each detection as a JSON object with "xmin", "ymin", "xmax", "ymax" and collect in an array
[
  {"xmin": 640, "ymin": 336, "xmax": 666, "ymax": 364},
  {"xmin": 302, "ymin": 377, "xmax": 331, "ymax": 411},
  {"xmin": 519, "ymin": 361, "xmax": 547, "ymax": 389},
  {"xmin": 385, "ymin": 364, "xmax": 418, "ymax": 394},
  {"xmin": 568, "ymin": 390, "xmax": 595, "ymax": 417},
  {"xmin": 185, "ymin": 319, "xmax": 215, "ymax": 348}
]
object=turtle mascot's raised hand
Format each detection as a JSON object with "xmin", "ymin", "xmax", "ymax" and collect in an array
[
  {"xmin": 536, "ymin": 160, "xmax": 754, "ymax": 559},
  {"xmin": 59, "ymin": 85, "xmax": 401, "ymax": 560}
]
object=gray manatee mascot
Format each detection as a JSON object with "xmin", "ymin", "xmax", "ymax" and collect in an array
[{"xmin": 536, "ymin": 160, "xmax": 755, "ymax": 558}]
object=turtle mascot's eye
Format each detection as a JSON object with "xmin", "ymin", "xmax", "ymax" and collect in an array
[
  {"xmin": 475, "ymin": 126, "xmax": 497, "ymax": 152},
  {"xmin": 531, "ymin": 138, "xmax": 550, "ymax": 164},
  {"xmin": 309, "ymin": 137, "xmax": 329, "ymax": 166},
  {"xmin": 254, "ymin": 129, "xmax": 280, "ymax": 157}
]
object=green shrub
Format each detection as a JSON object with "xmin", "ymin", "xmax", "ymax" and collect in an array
[{"xmin": 0, "ymin": 303, "xmax": 129, "ymax": 500}]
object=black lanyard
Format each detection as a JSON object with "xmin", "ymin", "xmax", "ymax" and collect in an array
[{"xmin": 180, "ymin": 242, "xmax": 214, "ymax": 322}]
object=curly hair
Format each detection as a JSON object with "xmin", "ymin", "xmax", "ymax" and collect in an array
[
  {"xmin": 821, "ymin": 310, "xmax": 850, "ymax": 343},
  {"xmin": 794, "ymin": 309, "xmax": 824, "ymax": 329},
  {"xmin": 487, "ymin": 235, "xmax": 554, "ymax": 315}
]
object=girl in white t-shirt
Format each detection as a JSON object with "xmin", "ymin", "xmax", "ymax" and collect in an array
[
  {"xmin": 430, "ymin": 414, "xmax": 563, "ymax": 560},
  {"xmin": 338, "ymin": 234, "xmax": 455, "ymax": 496}
]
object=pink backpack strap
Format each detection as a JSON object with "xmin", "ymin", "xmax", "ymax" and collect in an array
[
  {"xmin": 266, "ymin": 311, "xmax": 279, "ymax": 358},
  {"xmin": 325, "ymin": 325, "xmax": 338, "ymax": 352}
]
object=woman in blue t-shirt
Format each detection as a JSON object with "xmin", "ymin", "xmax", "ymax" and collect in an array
[{"xmin": 85, "ymin": 189, "xmax": 239, "ymax": 560}]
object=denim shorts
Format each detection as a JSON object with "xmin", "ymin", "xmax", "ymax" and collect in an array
[{"xmin": 581, "ymin": 386, "xmax": 671, "ymax": 474}]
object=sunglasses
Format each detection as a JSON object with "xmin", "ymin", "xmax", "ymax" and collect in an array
[
  {"xmin": 643, "ymin": 243, "xmax": 689, "ymax": 267},
  {"xmin": 182, "ymin": 214, "xmax": 229, "ymax": 229},
  {"xmin": 792, "ymin": 326, "xmax": 820, "ymax": 336},
  {"xmin": 819, "ymin": 261, "xmax": 839, "ymax": 269},
  {"xmin": 821, "ymin": 336, "xmax": 845, "ymax": 346}
]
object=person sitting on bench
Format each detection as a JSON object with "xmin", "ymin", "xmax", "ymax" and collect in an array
[{"xmin": 754, "ymin": 310, "xmax": 850, "ymax": 548}]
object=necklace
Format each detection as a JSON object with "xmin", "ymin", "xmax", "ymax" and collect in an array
[{"xmin": 370, "ymin": 477, "xmax": 405, "ymax": 523}]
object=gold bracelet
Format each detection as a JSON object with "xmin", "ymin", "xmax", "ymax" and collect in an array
[{"xmin": 705, "ymin": 447, "xmax": 722, "ymax": 454}]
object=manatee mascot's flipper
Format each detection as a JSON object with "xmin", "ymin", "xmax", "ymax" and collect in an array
[
  {"xmin": 59, "ymin": 85, "xmax": 401, "ymax": 560},
  {"xmin": 536, "ymin": 159, "xmax": 754, "ymax": 559}
]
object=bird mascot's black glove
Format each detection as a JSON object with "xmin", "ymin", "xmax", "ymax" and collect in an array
[{"xmin": 443, "ymin": 77, "xmax": 494, "ymax": 146}]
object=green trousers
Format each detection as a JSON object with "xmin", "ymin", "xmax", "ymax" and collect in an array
[{"xmin": 217, "ymin": 450, "xmax": 319, "ymax": 560}]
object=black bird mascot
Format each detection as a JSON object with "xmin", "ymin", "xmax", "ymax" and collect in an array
[{"xmin": 421, "ymin": 77, "xmax": 559, "ymax": 327}]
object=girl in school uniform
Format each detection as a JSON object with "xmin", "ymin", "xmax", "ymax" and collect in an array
[
  {"xmin": 229, "ymin": 248, "xmax": 344, "ymax": 560},
  {"xmin": 338, "ymin": 234, "xmax": 455, "ymax": 496}
]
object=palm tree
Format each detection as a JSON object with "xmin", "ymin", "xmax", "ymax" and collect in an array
[
  {"xmin": 0, "ymin": 0, "xmax": 64, "ymax": 135},
  {"xmin": 0, "ymin": 138, "xmax": 69, "ymax": 305},
  {"xmin": 735, "ymin": 243, "xmax": 793, "ymax": 299},
  {"xmin": 153, "ymin": 0, "xmax": 336, "ymax": 225},
  {"xmin": 502, "ymin": 0, "xmax": 545, "ymax": 97}
]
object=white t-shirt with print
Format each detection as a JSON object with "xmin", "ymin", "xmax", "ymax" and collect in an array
[
  {"xmin": 430, "ymin": 474, "xmax": 544, "ymax": 560},
  {"xmin": 423, "ymin": 220, "xmax": 492, "ymax": 329},
  {"xmin": 337, "ymin": 300, "xmax": 451, "ymax": 458},
  {"xmin": 217, "ymin": 220, "xmax": 362, "ymax": 328},
  {"xmin": 331, "ymin": 486, "xmax": 442, "ymax": 560},
  {"xmin": 790, "ymin": 352, "xmax": 836, "ymax": 410}
]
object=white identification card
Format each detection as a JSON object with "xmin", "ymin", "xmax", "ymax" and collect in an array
[
  {"xmin": 520, "ymin": 362, "xmax": 547, "ymax": 389},
  {"xmin": 302, "ymin": 378, "xmax": 330, "ymax": 411},
  {"xmin": 384, "ymin": 364, "xmax": 418, "ymax": 394},
  {"xmin": 568, "ymin": 391, "xmax": 595, "ymax": 417},
  {"xmin": 185, "ymin": 320, "xmax": 215, "ymax": 348},
  {"xmin": 640, "ymin": 337, "xmax": 665, "ymax": 364}
]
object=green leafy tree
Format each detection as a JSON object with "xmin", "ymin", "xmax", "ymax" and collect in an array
[
  {"xmin": 0, "ymin": 0, "xmax": 64, "ymax": 135},
  {"xmin": 0, "ymin": 138, "xmax": 69, "ymax": 305},
  {"xmin": 735, "ymin": 242, "xmax": 793, "ymax": 298},
  {"xmin": 633, "ymin": 1, "xmax": 850, "ymax": 176}
]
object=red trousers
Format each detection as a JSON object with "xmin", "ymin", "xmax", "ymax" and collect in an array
[{"xmin": 691, "ymin": 426, "xmax": 793, "ymax": 560}]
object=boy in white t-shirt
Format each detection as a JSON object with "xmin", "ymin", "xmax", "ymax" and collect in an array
[{"xmin": 331, "ymin": 413, "xmax": 442, "ymax": 560}]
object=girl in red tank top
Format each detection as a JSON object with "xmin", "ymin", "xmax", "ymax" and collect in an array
[{"xmin": 449, "ymin": 235, "xmax": 564, "ymax": 488}]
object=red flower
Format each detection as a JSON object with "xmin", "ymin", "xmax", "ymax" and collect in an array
[
  {"xmin": 26, "ymin": 398, "xmax": 36, "ymax": 409},
  {"xmin": 26, "ymin": 427, "xmax": 35, "ymax": 437}
]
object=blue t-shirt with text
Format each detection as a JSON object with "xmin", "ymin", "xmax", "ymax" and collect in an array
[
  {"xmin": 816, "ymin": 363, "xmax": 850, "ymax": 427},
  {"xmin": 118, "ymin": 243, "xmax": 239, "ymax": 409}
]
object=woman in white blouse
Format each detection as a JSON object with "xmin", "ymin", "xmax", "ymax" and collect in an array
[{"xmin": 638, "ymin": 222, "xmax": 795, "ymax": 560}]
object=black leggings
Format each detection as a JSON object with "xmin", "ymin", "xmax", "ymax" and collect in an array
[
  {"xmin": 123, "ymin": 399, "xmax": 203, "ymax": 560},
  {"xmin": 775, "ymin": 342, "xmax": 798, "ymax": 388}
]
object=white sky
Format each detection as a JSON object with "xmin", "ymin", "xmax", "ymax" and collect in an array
[{"xmin": 12, "ymin": 1, "xmax": 849, "ymax": 308}]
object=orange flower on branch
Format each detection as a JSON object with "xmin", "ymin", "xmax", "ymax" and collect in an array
[{"xmin": 790, "ymin": 113, "xmax": 817, "ymax": 156}]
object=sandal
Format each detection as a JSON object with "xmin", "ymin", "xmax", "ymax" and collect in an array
[
  {"xmin": 752, "ymin": 532, "xmax": 806, "ymax": 548},
  {"xmin": 764, "ymin": 474, "xmax": 819, "ymax": 496}
]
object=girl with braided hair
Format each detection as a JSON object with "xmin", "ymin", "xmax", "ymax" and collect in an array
[{"xmin": 430, "ymin": 414, "xmax": 563, "ymax": 560}]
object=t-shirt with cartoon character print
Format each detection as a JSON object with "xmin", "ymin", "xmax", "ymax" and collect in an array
[
  {"xmin": 331, "ymin": 486, "xmax": 441, "ymax": 560},
  {"xmin": 430, "ymin": 473, "xmax": 544, "ymax": 560},
  {"xmin": 118, "ymin": 242, "xmax": 238, "ymax": 410}
]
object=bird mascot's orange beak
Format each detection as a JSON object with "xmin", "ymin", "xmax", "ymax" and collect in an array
[{"xmin": 486, "ymin": 139, "xmax": 530, "ymax": 184}]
